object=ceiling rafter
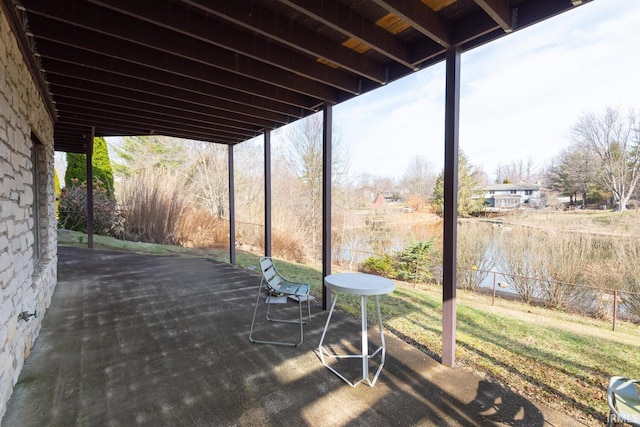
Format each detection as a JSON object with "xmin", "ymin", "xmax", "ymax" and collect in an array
[
  {"xmin": 38, "ymin": 44, "xmax": 305, "ymax": 120},
  {"xmin": 22, "ymin": 2, "xmax": 345, "ymax": 101},
  {"xmin": 371, "ymin": 0, "xmax": 451, "ymax": 47},
  {"xmin": 26, "ymin": 16, "xmax": 318, "ymax": 112},
  {"xmin": 277, "ymin": 0, "xmax": 416, "ymax": 72},
  {"xmin": 82, "ymin": 0, "xmax": 360, "ymax": 94},
  {"xmin": 177, "ymin": 0, "xmax": 388, "ymax": 85},
  {"xmin": 473, "ymin": 0, "xmax": 513, "ymax": 32}
]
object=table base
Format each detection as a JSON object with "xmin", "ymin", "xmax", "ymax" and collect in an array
[{"xmin": 318, "ymin": 293, "xmax": 387, "ymax": 387}]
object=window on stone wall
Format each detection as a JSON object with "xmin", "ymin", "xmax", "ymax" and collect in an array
[{"xmin": 31, "ymin": 133, "xmax": 43, "ymax": 264}]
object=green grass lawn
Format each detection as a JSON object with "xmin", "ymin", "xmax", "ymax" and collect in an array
[{"xmin": 58, "ymin": 229, "xmax": 638, "ymax": 425}]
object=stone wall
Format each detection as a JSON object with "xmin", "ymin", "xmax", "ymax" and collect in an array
[{"xmin": 0, "ymin": 6, "xmax": 57, "ymax": 421}]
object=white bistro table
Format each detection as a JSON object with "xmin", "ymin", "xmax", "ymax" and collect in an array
[{"xmin": 318, "ymin": 273, "xmax": 395, "ymax": 387}]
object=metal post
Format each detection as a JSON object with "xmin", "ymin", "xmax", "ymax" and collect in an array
[
  {"xmin": 492, "ymin": 272, "xmax": 496, "ymax": 306},
  {"xmin": 264, "ymin": 130, "xmax": 272, "ymax": 257},
  {"xmin": 322, "ymin": 104, "xmax": 333, "ymax": 310},
  {"xmin": 442, "ymin": 46, "xmax": 461, "ymax": 368},
  {"xmin": 86, "ymin": 127, "xmax": 95, "ymax": 249},
  {"xmin": 228, "ymin": 144, "xmax": 236, "ymax": 265},
  {"xmin": 613, "ymin": 289, "xmax": 618, "ymax": 332}
]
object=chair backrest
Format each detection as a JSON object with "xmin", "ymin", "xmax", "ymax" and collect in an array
[{"xmin": 260, "ymin": 257, "xmax": 284, "ymax": 292}]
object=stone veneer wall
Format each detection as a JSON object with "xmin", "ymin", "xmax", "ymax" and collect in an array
[{"xmin": 0, "ymin": 6, "xmax": 57, "ymax": 421}]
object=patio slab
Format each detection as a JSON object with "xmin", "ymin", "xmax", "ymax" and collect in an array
[{"xmin": 3, "ymin": 246, "xmax": 585, "ymax": 426}]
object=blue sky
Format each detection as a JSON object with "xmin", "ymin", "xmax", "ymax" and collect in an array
[{"xmin": 328, "ymin": 0, "xmax": 640, "ymax": 181}]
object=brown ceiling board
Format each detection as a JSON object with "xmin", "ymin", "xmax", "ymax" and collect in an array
[
  {"xmin": 46, "ymin": 73, "xmax": 291, "ymax": 128},
  {"xmin": 53, "ymin": 0, "xmax": 361, "ymax": 95},
  {"xmin": 28, "ymin": 27, "xmax": 319, "ymax": 113},
  {"xmin": 59, "ymin": 108, "xmax": 249, "ymax": 142},
  {"xmin": 53, "ymin": 96, "xmax": 264, "ymax": 136},
  {"xmin": 59, "ymin": 104, "xmax": 255, "ymax": 140},
  {"xmin": 277, "ymin": 0, "xmax": 416, "ymax": 71},
  {"xmin": 473, "ymin": 0, "xmax": 513, "ymax": 31},
  {"xmin": 51, "ymin": 86, "xmax": 280, "ymax": 132},
  {"xmin": 371, "ymin": 0, "xmax": 452, "ymax": 47},
  {"xmin": 22, "ymin": 2, "xmax": 345, "ymax": 102},
  {"xmin": 40, "ymin": 53, "xmax": 304, "ymax": 121},
  {"xmin": 167, "ymin": 0, "xmax": 388, "ymax": 85},
  {"xmin": 59, "ymin": 115, "xmax": 241, "ymax": 145}
]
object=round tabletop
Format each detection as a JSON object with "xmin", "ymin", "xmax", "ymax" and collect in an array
[{"xmin": 324, "ymin": 273, "xmax": 395, "ymax": 296}]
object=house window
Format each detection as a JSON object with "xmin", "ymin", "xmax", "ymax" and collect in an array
[
  {"xmin": 489, "ymin": 190, "xmax": 495, "ymax": 194},
  {"xmin": 510, "ymin": 190, "xmax": 516, "ymax": 194},
  {"xmin": 525, "ymin": 190, "xmax": 533, "ymax": 195},
  {"xmin": 31, "ymin": 133, "xmax": 43, "ymax": 263}
]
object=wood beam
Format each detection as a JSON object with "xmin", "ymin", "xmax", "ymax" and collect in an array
[
  {"xmin": 371, "ymin": 0, "xmax": 451, "ymax": 47},
  {"xmin": 22, "ymin": 2, "xmax": 346, "ymax": 100},
  {"xmin": 179, "ymin": 0, "xmax": 387, "ymax": 85},
  {"xmin": 278, "ymin": 0, "xmax": 415, "ymax": 71},
  {"xmin": 473, "ymin": 0, "xmax": 513, "ymax": 32},
  {"xmin": 79, "ymin": 0, "xmax": 360, "ymax": 94}
]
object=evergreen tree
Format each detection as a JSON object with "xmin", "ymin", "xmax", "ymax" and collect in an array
[
  {"xmin": 432, "ymin": 150, "xmax": 483, "ymax": 216},
  {"xmin": 92, "ymin": 137, "xmax": 114, "ymax": 197},
  {"xmin": 65, "ymin": 152, "xmax": 87, "ymax": 187},
  {"xmin": 64, "ymin": 137, "xmax": 115, "ymax": 196}
]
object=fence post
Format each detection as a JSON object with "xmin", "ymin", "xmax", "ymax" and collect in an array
[
  {"xmin": 612, "ymin": 289, "xmax": 618, "ymax": 332},
  {"xmin": 492, "ymin": 272, "xmax": 496, "ymax": 306}
]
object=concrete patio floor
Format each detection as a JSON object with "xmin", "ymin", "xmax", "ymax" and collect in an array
[{"xmin": 3, "ymin": 246, "xmax": 585, "ymax": 426}]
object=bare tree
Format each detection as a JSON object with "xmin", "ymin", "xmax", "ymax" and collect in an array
[
  {"xmin": 572, "ymin": 107, "xmax": 640, "ymax": 212},
  {"xmin": 400, "ymin": 155, "xmax": 437, "ymax": 208},
  {"xmin": 456, "ymin": 221, "xmax": 495, "ymax": 291},
  {"xmin": 186, "ymin": 143, "xmax": 228, "ymax": 219},
  {"xmin": 284, "ymin": 113, "xmax": 348, "ymax": 257},
  {"xmin": 494, "ymin": 157, "xmax": 538, "ymax": 184}
]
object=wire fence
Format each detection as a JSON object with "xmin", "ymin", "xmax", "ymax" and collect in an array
[{"xmin": 333, "ymin": 247, "xmax": 639, "ymax": 331}]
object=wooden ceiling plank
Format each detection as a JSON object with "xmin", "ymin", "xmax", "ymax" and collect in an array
[
  {"xmin": 371, "ymin": 0, "xmax": 451, "ymax": 47},
  {"xmin": 27, "ymin": 17, "xmax": 318, "ymax": 112},
  {"xmin": 52, "ymin": 86, "xmax": 280, "ymax": 131},
  {"xmin": 60, "ymin": 106, "xmax": 250, "ymax": 140},
  {"xmin": 278, "ymin": 0, "xmax": 416, "ymax": 72},
  {"xmin": 59, "ymin": 116, "xmax": 243, "ymax": 144},
  {"xmin": 178, "ymin": 0, "xmax": 387, "ymax": 85},
  {"xmin": 21, "ymin": 1, "xmax": 343, "ymax": 102},
  {"xmin": 59, "ymin": 104, "xmax": 256, "ymax": 139},
  {"xmin": 46, "ymin": 72, "xmax": 291, "ymax": 126},
  {"xmin": 473, "ymin": 0, "xmax": 513, "ymax": 32},
  {"xmin": 80, "ymin": 0, "xmax": 359, "ymax": 94},
  {"xmin": 54, "ymin": 96, "xmax": 263, "ymax": 134},
  {"xmin": 38, "ymin": 45, "xmax": 305, "ymax": 119}
]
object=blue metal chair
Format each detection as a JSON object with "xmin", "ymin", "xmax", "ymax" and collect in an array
[
  {"xmin": 608, "ymin": 376, "xmax": 640, "ymax": 426},
  {"xmin": 249, "ymin": 257, "xmax": 311, "ymax": 346}
]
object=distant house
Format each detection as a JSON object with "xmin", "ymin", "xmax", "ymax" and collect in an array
[{"xmin": 483, "ymin": 183, "xmax": 541, "ymax": 210}]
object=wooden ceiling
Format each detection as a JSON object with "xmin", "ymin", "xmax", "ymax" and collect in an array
[{"xmin": 4, "ymin": 0, "xmax": 589, "ymax": 153}]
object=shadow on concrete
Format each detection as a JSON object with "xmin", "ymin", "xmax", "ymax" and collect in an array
[{"xmin": 3, "ymin": 247, "xmax": 583, "ymax": 426}]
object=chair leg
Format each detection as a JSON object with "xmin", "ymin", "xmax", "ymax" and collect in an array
[{"xmin": 249, "ymin": 282, "xmax": 306, "ymax": 347}]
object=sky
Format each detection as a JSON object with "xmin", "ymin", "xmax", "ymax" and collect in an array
[{"xmin": 327, "ymin": 0, "xmax": 640, "ymax": 181}]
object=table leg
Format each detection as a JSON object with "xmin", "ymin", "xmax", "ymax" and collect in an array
[{"xmin": 361, "ymin": 295, "xmax": 368, "ymax": 383}]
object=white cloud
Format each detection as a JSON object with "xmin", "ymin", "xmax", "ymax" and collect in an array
[{"xmin": 337, "ymin": 0, "xmax": 640, "ymax": 180}]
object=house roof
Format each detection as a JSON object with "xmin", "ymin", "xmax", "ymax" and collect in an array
[
  {"xmin": 3, "ymin": 0, "xmax": 591, "ymax": 153},
  {"xmin": 485, "ymin": 183, "xmax": 541, "ymax": 191}
]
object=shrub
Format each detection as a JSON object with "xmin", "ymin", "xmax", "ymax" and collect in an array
[
  {"xmin": 360, "ymin": 254, "xmax": 396, "ymax": 278},
  {"xmin": 456, "ymin": 221, "xmax": 495, "ymax": 291},
  {"xmin": 116, "ymin": 169, "xmax": 185, "ymax": 244},
  {"xmin": 395, "ymin": 240, "xmax": 435, "ymax": 283},
  {"xmin": 58, "ymin": 179, "xmax": 116, "ymax": 235}
]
